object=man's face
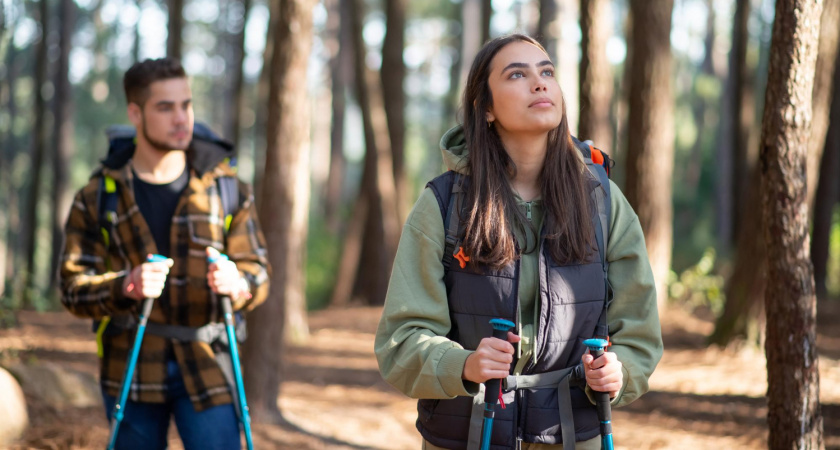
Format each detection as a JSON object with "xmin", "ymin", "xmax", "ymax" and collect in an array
[{"xmin": 128, "ymin": 77, "xmax": 194, "ymax": 152}]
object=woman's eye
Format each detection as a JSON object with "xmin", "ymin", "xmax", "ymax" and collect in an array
[
  {"xmin": 542, "ymin": 69, "xmax": 554, "ymax": 77},
  {"xmin": 509, "ymin": 72, "xmax": 524, "ymax": 79}
]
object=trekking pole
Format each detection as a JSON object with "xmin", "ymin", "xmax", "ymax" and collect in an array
[
  {"xmin": 208, "ymin": 253, "xmax": 254, "ymax": 450},
  {"xmin": 583, "ymin": 338, "xmax": 614, "ymax": 450},
  {"xmin": 480, "ymin": 318, "xmax": 516, "ymax": 450},
  {"xmin": 107, "ymin": 254, "xmax": 168, "ymax": 450}
]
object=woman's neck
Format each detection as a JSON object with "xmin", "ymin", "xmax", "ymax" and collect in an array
[{"xmin": 498, "ymin": 131, "xmax": 547, "ymax": 201}]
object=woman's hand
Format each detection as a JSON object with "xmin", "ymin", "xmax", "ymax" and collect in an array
[
  {"xmin": 462, "ymin": 332, "xmax": 521, "ymax": 383},
  {"xmin": 582, "ymin": 350, "xmax": 623, "ymax": 399}
]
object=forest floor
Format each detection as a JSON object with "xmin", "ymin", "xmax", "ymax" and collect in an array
[{"xmin": 1, "ymin": 300, "xmax": 839, "ymax": 450}]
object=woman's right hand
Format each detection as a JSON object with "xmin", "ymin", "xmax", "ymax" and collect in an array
[{"xmin": 462, "ymin": 331, "xmax": 521, "ymax": 383}]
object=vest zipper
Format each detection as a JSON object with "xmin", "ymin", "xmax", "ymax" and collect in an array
[{"xmin": 525, "ymin": 201, "xmax": 532, "ymax": 221}]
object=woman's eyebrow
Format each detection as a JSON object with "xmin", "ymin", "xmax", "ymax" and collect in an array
[{"xmin": 501, "ymin": 60, "xmax": 555, "ymax": 74}]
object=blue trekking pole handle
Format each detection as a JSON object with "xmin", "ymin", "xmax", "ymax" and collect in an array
[
  {"xmin": 209, "ymin": 253, "xmax": 254, "ymax": 450},
  {"xmin": 107, "ymin": 253, "xmax": 168, "ymax": 450},
  {"xmin": 480, "ymin": 318, "xmax": 516, "ymax": 450},
  {"xmin": 583, "ymin": 338, "xmax": 614, "ymax": 450}
]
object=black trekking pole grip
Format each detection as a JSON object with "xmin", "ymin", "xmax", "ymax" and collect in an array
[
  {"xmin": 484, "ymin": 319, "xmax": 515, "ymax": 404},
  {"xmin": 583, "ymin": 338, "xmax": 614, "ymax": 450}
]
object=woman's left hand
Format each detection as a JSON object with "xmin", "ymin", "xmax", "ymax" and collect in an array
[{"xmin": 581, "ymin": 351, "xmax": 623, "ymax": 399}]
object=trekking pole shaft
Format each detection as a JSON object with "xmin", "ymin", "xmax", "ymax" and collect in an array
[
  {"xmin": 583, "ymin": 339, "xmax": 614, "ymax": 450},
  {"xmin": 107, "ymin": 297, "xmax": 154, "ymax": 450},
  {"xmin": 222, "ymin": 296, "xmax": 254, "ymax": 450},
  {"xmin": 480, "ymin": 319, "xmax": 515, "ymax": 450}
]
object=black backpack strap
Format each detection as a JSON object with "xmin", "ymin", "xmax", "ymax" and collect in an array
[
  {"xmin": 573, "ymin": 137, "xmax": 613, "ymax": 340},
  {"xmin": 217, "ymin": 174, "xmax": 239, "ymax": 235},
  {"xmin": 426, "ymin": 171, "xmax": 469, "ymax": 271}
]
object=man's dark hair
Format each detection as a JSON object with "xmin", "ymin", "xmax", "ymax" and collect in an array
[{"xmin": 123, "ymin": 58, "xmax": 187, "ymax": 107}]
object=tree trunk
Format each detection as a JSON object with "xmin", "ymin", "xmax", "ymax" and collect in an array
[
  {"xmin": 459, "ymin": 0, "xmax": 483, "ymax": 92},
  {"xmin": 578, "ymin": 0, "xmax": 613, "ymax": 152},
  {"xmin": 167, "ymin": 0, "xmax": 184, "ymax": 60},
  {"xmin": 21, "ymin": 0, "xmax": 51, "ymax": 308},
  {"xmin": 481, "ymin": 0, "xmax": 492, "ymax": 44},
  {"xmin": 624, "ymin": 0, "xmax": 674, "ymax": 309},
  {"xmin": 225, "ymin": 0, "xmax": 251, "ymax": 147},
  {"xmin": 324, "ymin": 0, "xmax": 351, "ymax": 233},
  {"xmin": 253, "ymin": 1, "xmax": 280, "ymax": 196},
  {"xmin": 382, "ymin": 0, "xmax": 408, "ymax": 222},
  {"xmin": 537, "ymin": 0, "xmax": 559, "ymax": 59},
  {"xmin": 50, "ymin": 0, "xmax": 76, "ymax": 292},
  {"xmin": 0, "ymin": 43, "xmax": 15, "ymax": 298},
  {"xmin": 133, "ymin": 0, "xmax": 141, "ymax": 63},
  {"xmin": 812, "ymin": 55, "xmax": 840, "ymax": 300},
  {"xmin": 332, "ymin": 0, "xmax": 400, "ymax": 306},
  {"xmin": 760, "ymin": 1, "xmax": 824, "ymax": 448},
  {"xmin": 718, "ymin": 0, "xmax": 750, "ymax": 250},
  {"xmin": 806, "ymin": 0, "xmax": 840, "ymax": 212},
  {"xmin": 242, "ymin": 0, "xmax": 314, "ymax": 424}
]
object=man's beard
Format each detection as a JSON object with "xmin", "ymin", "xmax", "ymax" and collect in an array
[{"xmin": 141, "ymin": 119, "xmax": 190, "ymax": 152}]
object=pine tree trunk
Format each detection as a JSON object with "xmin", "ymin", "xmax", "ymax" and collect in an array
[
  {"xmin": 624, "ymin": 0, "xmax": 674, "ymax": 309},
  {"xmin": 50, "ymin": 0, "xmax": 76, "ymax": 292},
  {"xmin": 812, "ymin": 55, "xmax": 840, "ymax": 300},
  {"xmin": 242, "ymin": 0, "xmax": 314, "ymax": 424},
  {"xmin": 538, "ymin": 0, "xmax": 559, "ymax": 60},
  {"xmin": 578, "ymin": 0, "xmax": 613, "ymax": 151},
  {"xmin": 167, "ymin": 0, "xmax": 184, "ymax": 60},
  {"xmin": 807, "ymin": 0, "xmax": 840, "ymax": 212},
  {"xmin": 324, "ymin": 0, "xmax": 350, "ymax": 233},
  {"xmin": 226, "ymin": 0, "xmax": 251, "ymax": 147},
  {"xmin": 333, "ymin": 0, "xmax": 400, "ymax": 306},
  {"xmin": 460, "ymin": 0, "xmax": 483, "ymax": 92},
  {"xmin": 382, "ymin": 0, "xmax": 408, "ymax": 222},
  {"xmin": 718, "ymin": 0, "xmax": 750, "ymax": 250},
  {"xmin": 761, "ymin": 1, "xmax": 824, "ymax": 447},
  {"xmin": 481, "ymin": 0, "xmax": 492, "ymax": 44},
  {"xmin": 21, "ymin": 0, "xmax": 50, "ymax": 308}
]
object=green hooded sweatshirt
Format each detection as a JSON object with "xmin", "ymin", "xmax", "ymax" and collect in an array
[{"xmin": 374, "ymin": 125, "xmax": 663, "ymax": 409}]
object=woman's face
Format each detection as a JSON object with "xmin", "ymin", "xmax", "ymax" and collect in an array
[{"xmin": 485, "ymin": 41, "xmax": 563, "ymax": 138}]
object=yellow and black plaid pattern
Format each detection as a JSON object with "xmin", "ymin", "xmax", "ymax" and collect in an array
[{"xmin": 60, "ymin": 160, "xmax": 270, "ymax": 411}]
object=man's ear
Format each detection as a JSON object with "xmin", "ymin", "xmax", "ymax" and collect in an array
[{"xmin": 127, "ymin": 103, "xmax": 142, "ymax": 127}]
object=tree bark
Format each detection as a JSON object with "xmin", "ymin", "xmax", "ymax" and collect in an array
[
  {"xmin": 253, "ymin": 0, "xmax": 280, "ymax": 196},
  {"xmin": 381, "ymin": 0, "xmax": 408, "ymax": 222},
  {"xmin": 50, "ymin": 0, "xmax": 76, "ymax": 292},
  {"xmin": 624, "ymin": 0, "xmax": 674, "ymax": 309},
  {"xmin": 324, "ymin": 0, "xmax": 349, "ymax": 233},
  {"xmin": 21, "ymin": 0, "xmax": 51, "ymax": 308},
  {"xmin": 807, "ymin": 0, "xmax": 840, "ymax": 212},
  {"xmin": 537, "ymin": 0, "xmax": 559, "ymax": 60},
  {"xmin": 167, "ymin": 0, "xmax": 184, "ymax": 60},
  {"xmin": 481, "ymin": 0, "xmax": 492, "ymax": 44},
  {"xmin": 718, "ymin": 0, "xmax": 750, "ymax": 250},
  {"xmin": 812, "ymin": 54, "xmax": 840, "ymax": 300},
  {"xmin": 459, "ymin": 0, "xmax": 483, "ymax": 92},
  {"xmin": 578, "ymin": 0, "xmax": 613, "ymax": 152},
  {"xmin": 226, "ymin": 0, "xmax": 252, "ymax": 148},
  {"xmin": 242, "ymin": 0, "xmax": 314, "ymax": 424},
  {"xmin": 331, "ymin": 0, "xmax": 400, "ymax": 306},
  {"xmin": 760, "ymin": 1, "xmax": 824, "ymax": 448}
]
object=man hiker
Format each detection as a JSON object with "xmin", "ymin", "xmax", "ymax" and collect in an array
[{"xmin": 59, "ymin": 57, "xmax": 270, "ymax": 450}]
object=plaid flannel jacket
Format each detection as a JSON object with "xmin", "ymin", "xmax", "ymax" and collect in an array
[{"xmin": 60, "ymin": 140, "xmax": 270, "ymax": 411}]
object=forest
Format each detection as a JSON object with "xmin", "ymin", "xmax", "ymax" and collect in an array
[{"xmin": 0, "ymin": 0, "xmax": 838, "ymax": 448}]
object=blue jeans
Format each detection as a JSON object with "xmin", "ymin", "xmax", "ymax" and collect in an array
[{"xmin": 103, "ymin": 359, "xmax": 241, "ymax": 450}]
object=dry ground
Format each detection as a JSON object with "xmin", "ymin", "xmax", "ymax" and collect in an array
[{"xmin": 1, "ymin": 301, "xmax": 838, "ymax": 449}]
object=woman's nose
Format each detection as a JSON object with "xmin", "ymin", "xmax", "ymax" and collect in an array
[{"xmin": 533, "ymin": 79, "xmax": 547, "ymax": 92}]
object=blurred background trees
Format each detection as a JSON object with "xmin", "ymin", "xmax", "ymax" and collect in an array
[{"xmin": 1, "ymin": 0, "xmax": 838, "ymax": 438}]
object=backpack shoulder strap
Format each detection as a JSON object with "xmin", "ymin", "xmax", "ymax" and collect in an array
[
  {"xmin": 217, "ymin": 174, "xmax": 239, "ymax": 234},
  {"xmin": 98, "ymin": 174, "xmax": 119, "ymax": 257},
  {"xmin": 572, "ymin": 137, "xmax": 613, "ymax": 339},
  {"xmin": 426, "ymin": 171, "xmax": 468, "ymax": 271}
]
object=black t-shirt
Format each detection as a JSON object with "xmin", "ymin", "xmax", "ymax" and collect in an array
[{"xmin": 132, "ymin": 168, "xmax": 189, "ymax": 257}]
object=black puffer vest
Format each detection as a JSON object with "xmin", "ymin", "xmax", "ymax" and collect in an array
[{"xmin": 418, "ymin": 151, "xmax": 611, "ymax": 449}]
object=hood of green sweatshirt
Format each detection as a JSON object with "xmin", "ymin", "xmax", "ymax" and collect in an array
[{"xmin": 439, "ymin": 125, "xmax": 470, "ymax": 174}]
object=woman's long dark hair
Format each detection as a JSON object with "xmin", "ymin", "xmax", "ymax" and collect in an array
[{"xmin": 460, "ymin": 34, "xmax": 596, "ymax": 269}]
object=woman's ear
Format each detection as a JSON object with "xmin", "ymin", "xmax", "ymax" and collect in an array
[{"xmin": 485, "ymin": 110, "xmax": 496, "ymax": 124}]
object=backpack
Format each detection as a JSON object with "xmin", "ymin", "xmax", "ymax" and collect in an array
[
  {"xmin": 93, "ymin": 123, "xmax": 245, "ymax": 357},
  {"xmin": 426, "ymin": 136, "xmax": 613, "ymax": 340}
]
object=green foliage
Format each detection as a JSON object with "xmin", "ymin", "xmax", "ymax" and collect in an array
[
  {"xmin": 305, "ymin": 216, "xmax": 341, "ymax": 311},
  {"xmin": 828, "ymin": 207, "xmax": 840, "ymax": 298},
  {"xmin": 668, "ymin": 247, "xmax": 725, "ymax": 315}
]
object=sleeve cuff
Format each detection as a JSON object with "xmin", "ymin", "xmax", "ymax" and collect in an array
[{"xmin": 438, "ymin": 347, "xmax": 479, "ymax": 397}]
